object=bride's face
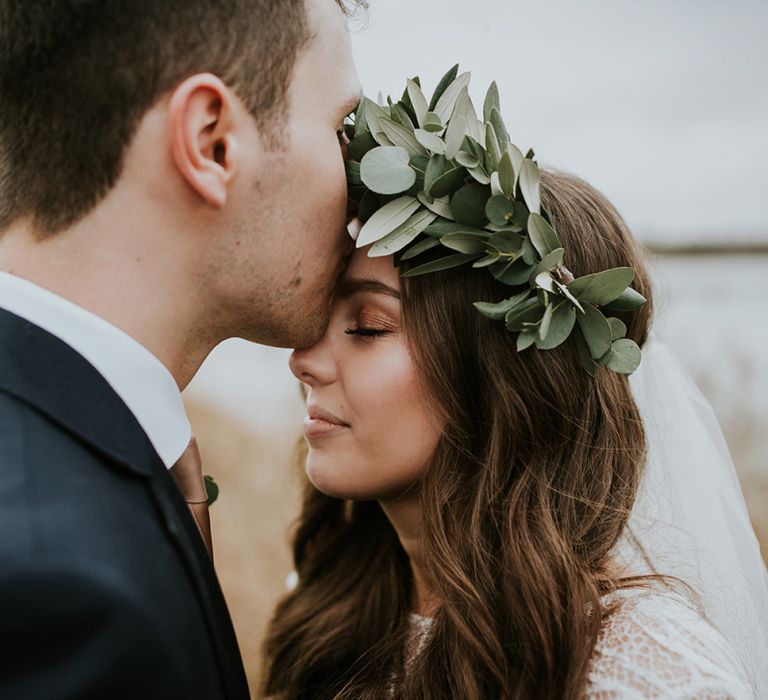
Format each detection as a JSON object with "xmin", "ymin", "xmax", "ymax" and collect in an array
[{"xmin": 289, "ymin": 248, "xmax": 443, "ymax": 501}]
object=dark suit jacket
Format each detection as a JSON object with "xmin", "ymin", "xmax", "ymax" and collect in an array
[{"xmin": 0, "ymin": 308, "xmax": 250, "ymax": 699}]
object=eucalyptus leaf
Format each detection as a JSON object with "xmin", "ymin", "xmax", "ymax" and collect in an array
[
  {"xmin": 506, "ymin": 143, "xmax": 525, "ymax": 187},
  {"xmin": 357, "ymin": 189, "xmax": 379, "ymax": 223},
  {"xmin": 407, "ymin": 78, "xmax": 429, "ymax": 126},
  {"xmin": 424, "ymin": 154, "xmax": 447, "ymax": 196},
  {"xmin": 348, "ymin": 131, "xmax": 378, "ymax": 162},
  {"xmin": 485, "ymin": 195, "xmax": 515, "ymax": 227},
  {"xmin": 430, "ymin": 167, "xmax": 468, "ymax": 198},
  {"xmin": 474, "ymin": 289, "xmax": 531, "ymax": 321},
  {"xmin": 444, "ymin": 86, "xmax": 478, "ymax": 159},
  {"xmin": 505, "ymin": 298, "xmax": 544, "ymax": 332},
  {"xmin": 603, "ymin": 287, "xmax": 647, "ymax": 312},
  {"xmin": 534, "ymin": 247, "xmax": 565, "ymax": 276},
  {"xmin": 425, "ymin": 221, "xmax": 488, "ymax": 237},
  {"xmin": 536, "ymin": 303, "xmax": 576, "ymax": 349},
  {"xmin": 345, "ymin": 160, "xmax": 362, "ymax": 187},
  {"xmin": 576, "ymin": 304, "xmax": 613, "ymax": 359},
  {"xmin": 472, "ymin": 254, "xmax": 501, "ymax": 268},
  {"xmin": 519, "ymin": 159, "xmax": 541, "ymax": 214},
  {"xmin": 357, "ymin": 195, "xmax": 421, "ymax": 247},
  {"xmin": 600, "ymin": 338, "xmax": 642, "ymax": 374},
  {"xmin": 353, "ymin": 100, "xmax": 368, "ymax": 138},
  {"xmin": 369, "ymin": 208, "xmax": 437, "ymax": 257},
  {"xmin": 534, "ymin": 271, "xmax": 556, "ymax": 293},
  {"xmin": 451, "ymin": 182, "xmax": 490, "ymax": 227},
  {"xmin": 517, "ymin": 329, "xmax": 537, "ymax": 352},
  {"xmin": 574, "ymin": 326, "xmax": 598, "ymax": 376},
  {"xmin": 567, "ymin": 267, "xmax": 635, "ymax": 305},
  {"xmin": 360, "ymin": 146, "xmax": 416, "ymax": 195},
  {"xmin": 204, "ymin": 475, "xmax": 219, "ymax": 506},
  {"xmin": 428, "ymin": 64, "xmax": 459, "ymax": 112},
  {"xmin": 417, "ymin": 192, "xmax": 455, "ymax": 220},
  {"xmin": 487, "ymin": 230, "xmax": 523, "ymax": 254},
  {"xmin": 467, "ymin": 165, "xmax": 491, "ymax": 185},
  {"xmin": 389, "ymin": 103, "xmax": 416, "ymax": 130},
  {"xmin": 491, "ymin": 258, "xmax": 533, "ymax": 285},
  {"xmin": 400, "ymin": 236, "xmax": 440, "ymax": 260},
  {"xmin": 607, "ymin": 317, "xmax": 627, "ymax": 341},
  {"xmin": 527, "ymin": 212, "xmax": 561, "ymax": 257},
  {"xmin": 490, "ymin": 171, "xmax": 504, "ymax": 197},
  {"xmin": 401, "ymin": 252, "xmax": 478, "ymax": 277}
]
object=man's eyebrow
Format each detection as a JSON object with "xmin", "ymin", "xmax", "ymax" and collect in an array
[{"xmin": 337, "ymin": 278, "xmax": 401, "ymax": 300}]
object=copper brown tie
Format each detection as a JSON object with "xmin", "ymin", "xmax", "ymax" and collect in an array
[{"xmin": 171, "ymin": 437, "xmax": 213, "ymax": 558}]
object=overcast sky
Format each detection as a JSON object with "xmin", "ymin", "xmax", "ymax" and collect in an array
[{"xmin": 349, "ymin": 0, "xmax": 768, "ymax": 245}]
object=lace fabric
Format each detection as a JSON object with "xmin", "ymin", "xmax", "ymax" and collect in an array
[{"xmin": 406, "ymin": 588, "xmax": 755, "ymax": 699}]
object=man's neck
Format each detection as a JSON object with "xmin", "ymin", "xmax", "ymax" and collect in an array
[{"xmin": 0, "ymin": 222, "xmax": 217, "ymax": 390}]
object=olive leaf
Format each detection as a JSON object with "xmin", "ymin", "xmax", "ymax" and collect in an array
[
  {"xmin": 356, "ymin": 195, "xmax": 421, "ymax": 247},
  {"xmin": 401, "ymin": 252, "xmax": 479, "ymax": 277},
  {"xmin": 414, "ymin": 128, "xmax": 446, "ymax": 154},
  {"xmin": 428, "ymin": 64, "xmax": 459, "ymax": 112},
  {"xmin": 483, "ymin": 81, "xmax": 501, "ymax": 124},
  {"xmin": 519, "ymin": 159, "xmax": 541, "ymax": 214},
  {"xmin": 474, "ymin": 289, "xmax": 531, "ymax": 321},
  {"xmin": 400, "ymin": 236, "xmax": 440, "ymax": 261},
  {"xmin": 360, "ymin": 146, "xmax": 416, "ymax": 195},
  {"xmin": 407, "ymin": 78, "xmax": 429, "ymax": 127},
  {"xmin": 498, "ymin": 152, "xmax": 515, "ymax": 198},
  {"xmin": 417, "ymin": 192, "xmax": 455, "ymax": 220},
  {"xmin": 369, "ymin": 208, "xmax": 437, "ymax": 257},
  {"xmin": 433, "ymin": 71, "xmax": 472, "ymax": 123},
  {"xmin": 379, "ymin": 117, "xmax": 427, "ymax": 157}
]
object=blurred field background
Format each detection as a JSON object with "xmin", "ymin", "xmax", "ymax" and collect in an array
[{"xmin": 183, "ymin": 1, "xmax": 768, "ymax": 693}]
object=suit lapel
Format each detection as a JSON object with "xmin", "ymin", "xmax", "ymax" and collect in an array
[{"xmin": 0, "ymin": 308, "xmax": 249, "ymax": 697}]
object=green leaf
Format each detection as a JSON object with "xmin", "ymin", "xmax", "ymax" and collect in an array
[
  {"xmin": 440, "ymin": 231, "xmax": 490, "ymax": 254},
  {"xmin": 489, "ymin": 107, "xmax": 510, "ymax": 151},
  {"xmin": 407, "ymin": 78, "xmax": 429, "ymax": 127},
  {"xmin": 607, "ymin": 317, "xmax": 627, "ymax": 341},
  {"xmin": 576, "ymin": 304, "xmax": 613, "ymax": 359},
  {"xmin": 379, "ymin": 117, "xmax": 426, "ymax": 157},
  {"xmin": 204, "ymin": 475, "xmax": 219, "ymax": 506},
  {"xmin": 505, "ymin": 298, "xmax": 544, "ymax": 331},
  {"xmin": 417, "ymin": 192, "xmax": 454, "ymax": 220},
  {"xmin": 389, "ymin": 103, "xmax": 415, "ymax": 130},
  {"xmin": 428, "ymin": 64, "xmax": 459, "ymax": 112},
  {"xmin": 424, "ymin": 221, "xmax": 488, "ymax": 237},
  {"xmin": 414, "ymin": 129, "xmax": 446, "ymax": 155},
  {"xmin": 603, "ymin": 287, "xmax": 647, "ymax": 312},
  {"xmin": 517, "ymin": 329, "xmax": 537, "ymax": 352},
  {"xmin": 485, "ymin": 195, "xmax": 515, "ymax": 227},
  {"xmin": 345, "ymin": 160, "xmax": 362, "ymax": 187},
  {"xmin": 506, "ymin": 143, "xmax": 524, "ymax": 186},
  {"xmin": 451, "ymin": 182, "xmax": 490, "ymax": 228},
  {"xmin": 353, "ymin": 100, "xmax": 368, "ymax": 138},
  {"xmin": 424, "ymin": 154, "xmax": 447, "ymax": 196},
  {"xmin": 356, "ymin": 189, "xmax": 379, "ymax": 223},
  {"xmin": 527, "ymin": 212, "xmax": 561, "ymax": 257},
  {"xmin": 423, "ymin": 112, "xmax": 444, "ymax": 133},
  {"xmin": 455, "ymin": 151, "xmax": 480, "ymax": 169},
  {"xmin": 369, "ymin": 209, "xmax": 437, "ymax": 257},
  {"xmin": 534, "ymin": 247, "xmax": 565, "ymax": 276},
  {"xmin": 536, "ymin": 302, "xmax": 576, "ymax": 349},
  {"xmin": 600, "ymin": 338, "xmax": 642, "ymax": 374},
  {"xmin": 348, "ymin": 131, "xmax": 378, "ymax": 162},
  {"xmin": 490, "ymin": 171, "xmax": 503, "ymax": 197},
  {"xmin": 401, "ymin": 252, "xmax": 477, "ymax": 277},
  {"xmin": 474, "ymin": 290, "xmax": 531, "ymax": 321},
  {"xmin": 498, "ymin": 152, "xmax": 515, "ymax": 198},
  {"xmin": 472, "ymin": 254, "xmax": 500, "ymax": 268},
  {"xmin": 574, "ymin": 326, "xmax": 598, "ymax": 376},
  {"xmin": 519, "ymin": 159, "xmax": 541, "ymax": 214},
  {"xmin": 433, "ymin": 71, "xmax": 472, "ymax": 123},
  {"xmin": 467, "ymin": 165, "xmax": 491, "ymax": 185},
  {"xmin": 491, "ymin": 258, "xmax": 532, "ymax": 285},
  {"xmin": 360, "ymin": 146, "xmax": 416, "ymax": 195},
  {"xmin": 483, "ymin": 81, "xmax": 500, "ymax": 124},
  {"xmin": 487, "ymin": 230, "xmax": 523, "ymax": 254},
  {"xmin": 357, "ymin": 195, "xmax": 421, "ymax": 247},
  {"xmin": 429, "ymin": 167, "xmax": 467, "ymax": 199},
  {"xmin": 485, "ymin": 121, "xmax": 502, "ymax": 170},
  {"xmin": 362, "ymin": 98, "xmax": 391, "ymax": 144},
  {"xmin": 400, "ymin": 236, "xmax": 440, "ymax": 260},
  {"xmin": 444, "ymin": 86, "xmax": 478, "ymax": 159},
  {"xmin": 567, "ymin": 267, "xmax": 635, "ymax": 305}
]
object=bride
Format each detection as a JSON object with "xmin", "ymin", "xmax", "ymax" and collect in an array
[{"xmin": 260, "ymin": 71, "xmax": 766, "ymax": 697}]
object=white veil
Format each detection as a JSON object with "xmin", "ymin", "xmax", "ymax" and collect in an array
[{"xmin": 616, "ymin": 334, "xmax": 768, "ymax": 693}]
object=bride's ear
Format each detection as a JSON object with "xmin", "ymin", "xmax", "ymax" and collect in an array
[{"xmin": 168, "ymin": 73, "xmax": 240, "ymax": 208}]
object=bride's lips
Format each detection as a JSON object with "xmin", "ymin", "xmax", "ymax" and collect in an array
[{"xmin": 303, "ymin": 405, "xmax": 350, "ymax": 440}]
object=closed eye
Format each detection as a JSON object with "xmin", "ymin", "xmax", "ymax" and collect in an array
[{"xmin": 345, "ymin": 327, "xmax": 390, "ymax": 337}]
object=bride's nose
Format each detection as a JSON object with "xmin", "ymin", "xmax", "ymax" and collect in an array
[{"xmin": 289, "ymin": 340, "xmax": 336, "ymax": 387}]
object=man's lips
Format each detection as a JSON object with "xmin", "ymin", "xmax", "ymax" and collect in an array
[{"xmin": 303, "ymin": 406, "xmax": 350, "ymax": 440}]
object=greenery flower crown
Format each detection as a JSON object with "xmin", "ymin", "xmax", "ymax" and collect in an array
[{"xmin": 344, "ymin": 65, "xmax": 646, "ymax": 375}]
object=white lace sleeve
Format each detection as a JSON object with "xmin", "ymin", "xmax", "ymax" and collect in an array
[{"xmin": 586, "ymin": 589, "xmax": 755, "ymax": 699}]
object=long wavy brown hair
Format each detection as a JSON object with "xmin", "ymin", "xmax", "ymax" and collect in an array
[{"xmin": 262, "ymin": 171, "xmax": 655, "ymax": 699}]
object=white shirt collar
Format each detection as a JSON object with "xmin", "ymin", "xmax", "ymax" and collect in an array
[{"xmin": 0, "ymin": 271, "xmax": 191, "ymax": 468}]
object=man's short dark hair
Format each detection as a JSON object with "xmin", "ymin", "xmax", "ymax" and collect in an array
[{"xmin": 0, "ymin": 1, "xmax": 353, "ymax": 235}]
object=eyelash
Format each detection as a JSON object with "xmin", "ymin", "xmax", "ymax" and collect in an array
[{"xmin": 345, "ymin": 327, "xmax": 390, "ymax": 338}]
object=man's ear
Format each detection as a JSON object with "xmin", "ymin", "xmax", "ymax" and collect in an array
[{"xmin": 168, "ymin": 74, "xmax": 239, "ymax": 208}]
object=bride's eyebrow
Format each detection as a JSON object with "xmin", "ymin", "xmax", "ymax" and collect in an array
[{"xmin": 337, "ymin": 278, "xmax": 401, "ymax": 301}]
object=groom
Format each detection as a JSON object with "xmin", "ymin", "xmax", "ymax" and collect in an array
[{"xmin": 0, "ymin": 0, "xmax": 361, "ymax": 697}]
